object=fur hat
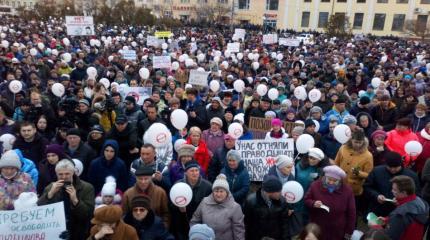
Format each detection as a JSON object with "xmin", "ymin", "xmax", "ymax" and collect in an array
[
  {"xmin": 13, "ymin": 192, "xmax": 38, "ymax": 210},
  {"xmin": 0, "ymin": 150, "xmax": 21, "ymax": 169},
  {"xmin": 212, "ymin": 174, "xmax": 230, "ymax": 192},
  {"xmin": 91, "ymin": 205, "xmax": 123, "ymax": 224},
  {"xmin": 189, "ymin": 224, "xmax": 215, "ymax": 240},
  {"xmin": 177, "ymin": 144, "xmax": 195, "ymax": 159},
  {"xmin": 131, "ymin": 196, "xmax": 151, "ymax": 210}
]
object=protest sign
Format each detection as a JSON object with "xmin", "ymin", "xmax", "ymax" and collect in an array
[
  {"xmin": 279, "ymin": 38, "xmax": 300, "ymax": 47},
  {"xmin": 122, "ymin": 50, "xmax": 137, "ymax": 60},
  {"xmin": 248, "ymin": 117, "xmax": 303, "ymax": 139},
  {"xmin": 188, "ymin": 70, "xmax": 209, "ymax": 86},
  {"xmin": 65, "ymin": 16, "xmax": 95, "ymax": 36},
  {"xmin": 227, "ymin": 42, "xmax": 240, "ymax": 53},
  {"xmin": 155, "ymin": 31, "xmax": 172, "ymax": 38},
  {"xmin": 153, "ymin": 56, "xmax": 171, "ymax": 69},
  {"xmin": 147, "ymin": 36, "xmax": 160, "ymax": 47},
  {"xmin": 122, "ymin": 87, "xmax": 152, "ymax": 105},
  {"xmin": 236, "ymin": 139, "xmax": 294, "ymax": 181},
  {"xmin": 263, "ymin": 34, "xmax": 278, "ymax": 44},
  {"xmin": 0, "ymin": 202, "xmax": 66, "ymax": 239},
  {"xmin": 234, "ymin": 28, "xmax": 246, "ymax": 39}
]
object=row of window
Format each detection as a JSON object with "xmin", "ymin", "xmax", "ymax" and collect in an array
[
  {"xmin": 305, "ymin": 0, "xmax": 430, "ymax": 3},
  {"xmin": 0, "ymin": 0, "xmax": 33, "ymax": 8},
  {"xmin": 180, "ymin": 0, "xmax": 430, "ymax": 6}
]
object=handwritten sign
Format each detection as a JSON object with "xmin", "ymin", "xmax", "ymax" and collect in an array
[
  {"xmin": 263, "ymin": 34, "xmax": 278, "ymax": 44},
  {"xmin": 65, "ymin": 16, "xmax": 94, "ymax": 36},
  {"xmin": 279, "ymin": 38, "xmax": 300, "ymax": 47},
  {"xmin": 227, "ymin": 42, "xmax": 240, "ymax": 53},
  {"xmin": 0, "ymin": 202, "xmax": 66, "ymax": 239},
  {"xmin": 153, "ymin": 56, "xmax": 171, "ymax": 69},
  {"xmin": 122, "ymin": 87, "xmax": 152, "ymax": 105},
  {"xmin": 234, "ymin": 28, "xmax": 246, "ymax": 39},
  {"xmin": 188, "ymin": 70, "xmax": 209, "ymax": 86},
  {"xmin": 155, "ymin": 31, "xmax": 172, "ymax": 38},
  {"xmin": 122, "ymin": 50, "xmax": 136, "ymax": 60},
  {"xmin": 147, "ymin": 36, "xmax": 161, "ymax": 47},
  {"xmin": 248, "ymin": 117, "xmax": 303, "ymax": 138},
  {"xmin": 236, "ymin": 139, "xmax": 294, "ymax": 181}
]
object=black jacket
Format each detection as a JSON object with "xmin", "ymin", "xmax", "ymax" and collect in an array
[
  {"xmin": 124, "ymin": 210, "xmax": 174, "ymax": 240},
  {"xmin": 185, "ymin": 99, "xmax": 208, "ymax": 130},
  {"xmin": 13, "ymin": 133, "xmax": 49, "ymax": 164},
  {"xmin": 207, "ymin": 145, "xmax": 231, "ymax": 182},
  {"xmin": 106, "ymin": 123, "xmax": 139, "ymax": 166},
  {"xmin": 63, "ymin": 141, "xmax": 97, "ymax": 180}
]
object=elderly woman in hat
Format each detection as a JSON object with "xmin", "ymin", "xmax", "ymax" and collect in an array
[
  {"xmin": 202, "ymin": 117, "xmax": 225, "ymax": 154},
  {"xmin": 88, "ymin": 205, "xmax": 139, "ymax": 240},
  {"xmin": 0, "ymin": 150, "xmax": 35, "ymax": 210},
  {"xmin": 304, "ymin": 165, "xmax": 356, "ymax": 240},
  {"xmin": 266, "ymin": 155, "xmax": 295, "ymax": 185},
  {"xmin": 221, "ymin": 150, "xmax": 250, "ymax": 205},
  {"xmin": 190, "ymin": 174, "xmax": 245, "ymax": 240}
]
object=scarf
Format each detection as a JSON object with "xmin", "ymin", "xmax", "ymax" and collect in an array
[
  {"xmin": 322, "ymin": 177, "xmax": 341, "ymax": 193},
  {"xmin": 270, "ymin": 130, "xmax": 283, "ymax": 139},
  {"xmin": 396, "ymin": 194, "xmax": 417, "ymax": 206}
]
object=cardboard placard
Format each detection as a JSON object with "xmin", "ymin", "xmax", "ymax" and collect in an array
[
  {"xmin": 153, "ymin": 56, "xmax": 171, "ymax": 69},
  {"xmin": 279, "ymin": 38, "xmax": 300, "ymax": 47},
  {"xmin": 227, "ymin": 42, "xmax": 240, "ymax": 53},
  {"xmin": 155, "ymin": 31, "xmax": 172, "ymax": 38},
  {"xmin": 188, "ymin": 70, "xmax": 209, "ymax": 86},
  {"xmin": 121, "ymin": 50, "xmax": 136, "ymax": 60}
]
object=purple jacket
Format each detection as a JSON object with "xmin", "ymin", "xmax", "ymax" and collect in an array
[{"xmin": 201, "ymin": 129, "xmax": 225, "ymax": 155}]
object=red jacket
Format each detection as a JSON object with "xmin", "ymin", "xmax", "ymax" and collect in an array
[
  {"xmin": 186, "ymin": 138, "xmax": 211, "ymax": 174},
  {"xmin": 416, "ymin": 128, "xmax": 430, "ymax": 173},
  {"xmin": 385, "ymin": 129, "xmax": 419, "ymax": 166}
]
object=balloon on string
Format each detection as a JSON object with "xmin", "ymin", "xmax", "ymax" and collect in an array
[
  {"xmin": 221, "ymin": 61, "xmax": 229, "ymax": 69},
  {"xmin": 270, "ymin": 52, "xmax": 277, "ymax": 59},
  {"xmin": 213, "ymin": 56, "xmax": 220, "ymax": 63},
  {"xmin": 224, "ymin": 50, "xmax": 231, "ymax": 58},
  {"xmin": 162, "ymin": 43, "xmax": 168, "ymax": 50},
  {"xmin": 247, "ymin": 53, "xmax": 254, "ymax": 61},
  {"xmin": 313, "ymin": 120, "xmax": 320, "ymax": 132},
  {"xmin": 294, "ymin": 86, "xmax": 307, "ymax": 100},
  {"xmin": 131, "ymin": 41, "xmax": 137, "ymax": 47},
  {"xmin": 228, "ymin": 122, "xmax": 243, "ymax": 139},
  {"xmin": 296, "ymin": 134, "xmax": 315, "ymax": 153},
  {"xmin": 252, "ymin": 62, "xmax": 259, "ymax": 70},
  {"xmin": 51, "ymin": 83, "xmax": 65, "ymax": 97},
  {"xmin": 0, "ymin": 133, "xmax": 16, "ymax": 152},
  {"xmin": 233, "ymin": 80, "xmax": 245, "ymax": 92},
  {"xmin": 214, "ymin": 50, "xmax": 222, "ymax": 57},
  {"xmin": 253, "ymin": 53, "xmax": 260, "ymax": 61},
  {"xmin": 405, "ymin": 141, "xmax": 423, "ymax": 157},
  {"xmin": 282, "ymin": 181, "xmax": 304, "ymax": 204},
  {"xmin": 62, "ymin": 53, "xmax": 72, "ymax": 62},
  {"xmin": 358, "ymin": 90, "xmax": 365, "ymax": 97},
  {"xmin": 371, "ymin": 77, "xmax": 381, "ymax": 88},
  {"xmin": 99, "ymin": 78, "xmax": 110, "ymax": 89},
  {"xmin": 95, "ymin": 40, "xmax": 101, "ymax": 47},
  {"xmin": 143, "ymin": 123, "xmax": 172, "ymax": 147},
  {"xmin": 268, "ymin": 88, "xmax": 279, "ymax": 100},
  {"xmin": 170, "ymin": 109, "xmax": 188, "ymax": 130},
  {"xmin": 1, "ymin": 40, "xmax": 9, "ymax": 48},
  {"xmin": 139, "ymin": 68, "xmax": 150, "ymax": 79},
  {"xmin": 333, "ymin": 124, "xmax": 352, "ymax": 144},
  {"xmin": 178, "ymin": 54, "xmax": 186, "ymax": 62},
  {"xmin": 30, "ymin": 48, "xmax": 38, "ymax": 56},
  {"xmin": 185, "ymin": 58, "xmax": 194, "ymax": 67},
  {"xmin": 174, "ymin": 139, "xmax": 187, "ymax": 152},
  {"xmin": 90, "ymin": 39, "xmax": 96, "ymax": 46},
  {"xmin": 277, "ymin": 53, "xmax": 284, "ymax": 61},
  {"xmin": 197, "ymin": 53, "xmax": 205, "ymax": 62},
  {"xmin": 381, "ymin": 55, "xmax": 388, "ymax": 63},
  {"xmin": 86, "ymin": 67, "xmax": 97, "ymax": 78},
  {"xmin": 209, "ymin": 80, "xmax": 220, "ymax": 92},
  {"xmin": 197, "ymin": 67, "xmax": 205, "ymax": 72},
  {"xmin": 237, "ymin": 52, "xmax": 244, "ymax": 60},
  {"xmin": 8, "ymin": 80, "xmax": 22, "ymax": 93},
  {"xmin": 171, "ymin": 61, "xmax": 180, "ymax": 70},
  {"xmin": 170, "ymin": 182, "xmax": 193, "ymax": 207},
  {"xmin": 308, "ymin": 89, "xmax": 321, "ymax": 103},
  {"xmin": 256, "ymin": 84, "xmax": 268, "ymax": 96},
  {"xmin": 62, "ymin": 38, "xmax": 70, "ymax": 46}
]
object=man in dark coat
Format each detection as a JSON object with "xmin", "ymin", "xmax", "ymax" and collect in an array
[
  {"xmin": 137, "ymin": 104, "xmax": 165, "ymax": 139},
  {"xmin": 13, "ymin": 121, "xmax": 49, "ymax": 164},
  {"xmin": 124, "ymin": 96, "xmax": 145, "ymax": 128},
  {"xmin": 185, "ymin": 87, "xmax": 207, "ymax": 130},
  {"xmin": 246, "ymin": 96, "xmax": 271, "ymax": 125},
  {"xmin": 364, "ymin": 151, "xmax": 420, "ymax": 217},
  {"xmin": 371, "ymin": 94, "xmax": 398, "ymax": 131},
  {"xmin": 350, "ymin": 96, "xmax": 372, "ymax": 116},
  {"xmin": 206, "ymin": 97, "xmax": 225, "ymax": 123}
]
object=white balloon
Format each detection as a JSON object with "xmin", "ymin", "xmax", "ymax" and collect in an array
[
  {"xmin": 224, "ymin": 50, "xmax": 231, "ymax": 58},
  {"xmin": 294, "ymin": 86, "xmax": 307, "ymax": 100},
  {"xmin": 63, "ymin": 38, "xmax": 70, "ymax": 46},
  {"xmin": 143, "ymin": 123, "xmax": 172, "ymax": 147},
  {"xmin": 313, "ymin": 120, "xmax": 320, "ymax": 132},
  {"xmin": 256, "ymin": 84, "xmax": 268, "ymax": 96},
  {"xmin": 271, "ymin": 52, "xmax": 277, "ymax": 59},
  {"xmin": 381, "ymin": 55, "xmax": 388, "ymax": 63},
  {"xmin": 122, "ymin": 46, "xmax": 129, "ymax": 50},
  {"xmin": 174, "ymin": 139, "xmax": 187, "ymax": 152},
  {"xmin": 237, "ymin": 52, "xmax": 243, "ymax": 60},
  {"xmin": 405, "ymin": 141, "xmax": 423, "ymax": 157},
  {"xmin": 252, "ymin": 62, "xmax": 259, "ymax": 70},
  {"xmin": 371, "ymin": 77, "xmax": 381, "ymax": 88},
  {"xmin": 296, "ymin": 134, "xmax": 315, "ymax": 153},
  {"xmin": 171, "ymin": 61, "xmax": 180, "ymax": 70},
  {"xmin": 209, "ymin": 80, "xmax": 220, "ymax": 92},
  {"xmin": 358, "ymin": 90, "xmax": 366, "ymax": 97},
  {"xmin": 8, "ymin": 80, "xmax": 22, "ymax": 93},
  {"xmin": 268, "ymin": 88, "xmax": 279, "ymax": 100},
  {"xmin": 170, "ymin": 182, "xmax": 193, "ymax": 207},
  {"xmin": 276, "ymin": 53, "xmax": 284, "ymax": 61},
  {"xmin": 178, "ymin": 55, "xmax": 186, "ymax": 62},
  {"xmin": 247, "ymin": 52, "xmax": 254, "ymax": 61},
  {"xmin": 131, "ymin": 41, "xmax": 137, "ymax": 47},
  {"xmin": 253, "ymin": 53, "xmax": 260, "ymax": 61},
  {"xmin": 62, "ymin": 53, "xmax": 72, "ymax": 62},
  {"xmin": 162, "ymin": 43, "xmax": 168, "ymax": 50},
  {"xmin": 308, "ymin": 89, "xmax": 321, "ymax": 103},
  {"xmin": 0, "ymin": 33, "xmax": 6, "ymax": 39},
  {"xmin": 108, "ymin": 55, "xmax": 114, "ymax": 62},
  {"xmin": 282, "ymin": 181, "xmax": 304, "ymax": 204},
  {"xmin": 1, "ymin": 40, "xmax": 9, "ymax": 48},
  {"xmin": 99, "ymin": 78, "xmax": 110, "ymax": 89},
  {"xmin": 197, "ymin": 67, "xmax": 205, "ymax": 72},
  {"xmin": 197, "ymin": 53, "xmax": 205, "ymax": 62},
  {"xmin": 0, "ymin": 133, "xmax": 16, "ymax": 152},
  {"xmin": 95, "ymin": 40, "xmax": 101, "ymax": 47},
  {"xmin": 228, "ymin": 122, "xmax": 243, "ymax": 139},
  {"xmin": 30, "ymin": 48, "xmax": 38, "ymax": 56},
  {"xmin": 86, "ymin": 67, "xmax": 97, "ymax": 78},
  {"xmin": 333, "ymin": 124, "xmax": 352, "ymax": 144},
  {"xmin": 171, "ymin": 109, "xmax": 188, "ymax": 130},
  {"xmin": 233, "ymin": 80, "xmax": 245, "ymax": 92},
  {"xmin": 213, "ymin": 56, "xmax": 220, "ymax": 63},
  {"xmin": 215, "ymin": 50, "xmax": 222, "ymax": 57},
  {"xmin": 90, "ymin": 39, "xmax": 96, "ymax": 46},
  {"xmin": 221, "ymin": 61, "xmax": 229, "ymax": 69},
  {"xmin": 246, "ymin": 77, "xmax": 253, "ymax": 84},
  {"xmin": 185, "ymin": 58, "xmax": 194, "ymax": 67},
  {"xmin": 139, "ymin": 68, "xmax": 150, "ymax": 79},
  {"xmin": 51, "ymin": 83, "xmax": 65, "ymax": 97}
]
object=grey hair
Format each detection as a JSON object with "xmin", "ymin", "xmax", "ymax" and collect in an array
[{"xmin": 55, "ymin": 159, "xmax": 75, "ymax": 173}]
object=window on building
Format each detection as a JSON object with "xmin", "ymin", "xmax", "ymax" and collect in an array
[
  {"xmin": 357, "ymin": 0, "xmax": 366, "ymax": 2},
  {"xmin": 421, "ymin": 0, "xmax": 430, "ymax": 3},
  {"xmin": 301, "ymin": 11, "xmax": 310, "ymax": 27},
  {"xmin": 391, "ymin": 14, "xmax": 405, "ymax": 31},
  {"xmin": 377, "ymin": 0, "xmax": 388, "ymax": 2},
  {"xmin": 218, "ymin": 0, "xmax": 228, "ymax": 3},
  {"xmin": 353, "ymin": 13, "xmax": 364, "ymax": 29},
  {"xmin": 321, "ymin": 0, "xmax": 330, "ymax": 2},
  {"xmin": 417, "ymin": 15, "xmax": 429, "ymax": 31},
  {"xmin": 318, "ymin": 12, "xmax": 329, "ymax": 28},
  {"xmin": 238, "ymin": 0, "xmax": 250, "ymax": 9},
  {"xmin": 338, "ymin": 0, "xmax": 346, "ymax": 2},
  {"xmin": 264, "ymin": 19, "xmax": 277, "ymax": 29},
  {"xmin": 164, "ymin": 0, "xmax": 172, "ymax": 3},
  {"xmin": 396, "ymin": 0, "xmax": 408, "ymax": 3},
  {"xmin": 304, "ymin": 0, "xmax": 311, "ymax": 2},
  {"xmin": 373, "ymin": 13, "xmax": 386, "ymax": 30},
  {"xmin": 266, "ymin": 0, "xmax": 279, "ymax": 10},
  {"xmin": 180, "ymin": 0, "xmax": 190, "ymax": 3}
]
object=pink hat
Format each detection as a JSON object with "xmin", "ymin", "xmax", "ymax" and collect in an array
[{"xmin": 271, "ymin": 118, "xmax": 282, "ymax": 127}]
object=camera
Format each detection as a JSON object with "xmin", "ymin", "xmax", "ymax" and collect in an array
[{"xmin": 63, "ymin": 181, "xmax": 72, "ymax": 188}]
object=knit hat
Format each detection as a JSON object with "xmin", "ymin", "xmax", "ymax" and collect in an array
[
  {"xmin": 91, "ymin": 205, "xmax": 123, "ymax": 224},
  {"xmin": 271, "ymin": 118, "xmax": 282, "ymax": 127},
  {"xmin": 308, "ymin": 148, "xmax": 324, "ymax": 160},
  {"xmin": 101, "ymin": 176, "xmax": 117, "ymax": 197},
  {"xmin": 292, "ymin": 126, "xmax": 304, "ymax": 135},
  {"xmin": 265, "ymin": 111, "xmax": 277, "ymax": 118},
  {"xmin": 335, "ymin": 96, "xmax": 347, "ymax": 104},
  {"xmin": 262, "ymin": 175, "xmax": 282, "ymax": 193},
  {"xmin": 89, "ymin": 125, "xmax": 104, "ymax": 134},
  {"xmin": 189, "ymin": 224, "xmax": 215, "ymax": 240},
  {"xmin": 359, "ymin": 96, "xmax": 371, "ymax": 105},
  {"xmin": 233, "ymin": 113, "xmax": 245, "ymax": 123},
  {"xmin": 125, "ymin": 95, "xmax": 136, "ymax": 104},
  {"xmin": 79, "ymin": 99, "xmax": 90, "ymax": 107},
  {"xmin": 185, "ymin": 160, "xmax": 200, "ymax": 172},
  {"xmin": 224, "ymin": 133, "xmax": 236, "ymax": 141},
  {"xmin": 343, "ymin": 115, "xmax": 357, "ymax": 125},
  {"xmin": 210, "ymin": 117, "xmax": 223, "ymax": 127},
  {"xmin": 177, "ymin": 144, "xmax": 195, "ymax": 158},
  {"xmin": 212, "ymin": 174, "xmax": 230, "ymax": 192},
  {"xmin": 323, "ymin": 165, "xmax": 346, "ymax": 180},
  {"xmin": 305, "ymin": 119, "xmax": 316, "ymax": 128},
  {"xmin": 131, "ymin": 196, "xmax": 151, "ymax": 210},
  {"xmin": 310, "ymin": 106, "xmax": 322, "ymax": 114},
  {"xmin": 135, "ymin": 165, "xmax": 154, "ymax": 176},
  {"xmin": 46, "ymin": 144, "xmax": 66, "ymax": 159},
  {"xmin": 13, "ymin": 192, "xmax": 38, "ymax": 210},
  {"xmin": 371, "ymin": 130, "xmax": 387, "ymax": 140},
  {"xmin": 226, "ymin": 149, "xmax": 241, "ymax": 162},
  {"xmin": 115, "ymin": 114, "xmax": 128, "ymax": 124},
  {"xmin": 276, "ymin": 155, "xmax": 294, "ymax": 169},
  {"xmin": 0, "ymin": 150, "xmax": 21, "ymax": 169},
  {"xmin": 66, "ymin": 128, "xmax": 81, "ymax": 137},
  {"xmin": 385, "ymin": 151, "xmax": 403, "ymax": 167}
]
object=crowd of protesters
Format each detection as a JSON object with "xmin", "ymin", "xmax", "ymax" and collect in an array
[{"xmin": 0, "ymin": 15, "xmax": 430, "ymax": 240}]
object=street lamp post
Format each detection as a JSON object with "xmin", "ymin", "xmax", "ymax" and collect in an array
[{"xmin": 262, "ymin": 16, "xmax": 266, "ymax": 33}]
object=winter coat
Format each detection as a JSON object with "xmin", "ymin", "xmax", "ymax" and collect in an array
[
  {"xmin": 371, "ymin": 102, "xmax": 398, "ymax": 131},
  {"xmin": 356, "ymin": 112, "xmax": 377, "ymax": 139},
  {"xmin": 324, "ymin": 107, "xmax": 350, "ymax": 124},
  {"xmin": 384, "ymin": 195, "xmax": 429, "ymax": 240},
  {"xmin": 364, "ymin": 165, "xmax": 420, "ymax": 217},
  {"xmin": 124, "ymin": 209, "xmax": 174, "ymax": 240},
  {"xmin": 125, "ymin": 106, "xmax": 145, "ymax": 128},
  {"xmin": 190, "ymin": 194, "xmax": 245, "ymax": 240},
  {"xmin": 368, "ymin": 144, "xmax": 389, "ymax": 167},
  {"xmin": 0, "ymin": 172, "xmax": 35, "ymax": 210},
  {"xmin": 88, "ymin": 220, "xmax": 139, "ymax": 240},
  {"xmin": 122, "ymin": 183, "xmax": 170, "ymax": 229},
  {"xmin": 335, "ymin": 140, "xmax": 373, "ymax": 196},
  {"xmin": 38, "ymin": 176, "xmax": 95, "ymax": 240},
  {"xmin": 320, "ymin": 133, "xmax": 342, "ymax": 160},
  {"xmin": 186, "ymin": 138, "xmax": 211, "ymax": 174},
  {"xmin": 267, "ymin": 165, "xmax": 295, "ymax": 185},
  {"xmin": 37, "ymin": 160, "xmax": 57, "ymax": 195},
  {"xmin": 349, "ymin": 103, "xmax": 371, "ymax": 116},
  {"xmin": 168, "ymin": 161, "xmax": 206, "ymax": 185},
  {"xmin": 106, "ymin": 124, "xmax": 139, "ymax": 166},
  {"xmin": 207, "ymin": 145, "xmax": 231, "ymax": 182},
  {"xmin": 221, "ymin": 161, "xmax": 250, "ymax": 205},
  {"xmin": 264, "ymin": 130, "xmax": 289, "ymax": 140},
  {"xmin": 185, "ymin": 99, "xmax": 208, "ymax": 130},
  {"xmin": 87, "ymin": 140, "xmax": 129, "ymax": 193},
  {"xmin": 416, "ymin": 128, "xmax": 430, "ymax": 173},
  {"xmin": 421, "ymin": 159, "xmax": 430, "ymax": 203},
  {"xmin": 63, "ymin": 141, "xmax": 97, "ymax": 179},
  {"xmin": 304, "ymin": 180, "xmax": 356, "ymax": 240},
  {"xmin": 385, "ymin": 129, "xmax": 419, "ymax": 167},
  {"xmin": 13, "ymin": 133, "xmax": 49, "ymax": 164},
  {"xmin": 206, "ymin": 106, "xmax": 225, "ymax": 124},
  {"xmin": 14, "ymin": 149, "xmax": 38, "ymax": 186},
  {"xmin": 408, "ymin": 113, "xmax": 430, "ymax": 133},
  {"xmin": 201, "ymin": 129, "xmax": 225, "ymax": 155},
  {"xmin": 244, "ymin": 189, "xmax": 291, "ymax": 240},
  {"xmin": 0, "ymin": 118, "xmax": 14, "ymax": 135}
]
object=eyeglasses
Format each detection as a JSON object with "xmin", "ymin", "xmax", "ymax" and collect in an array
[{"xmin": 133, "ymin": 207, "xmax": 147, "ymax": 213}]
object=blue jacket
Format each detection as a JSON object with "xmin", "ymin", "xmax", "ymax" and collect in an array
[
  {"xmin": 14, "ymin": 149, "xmax": 39, "ymax": 186},
  {"xmin": 221, "ymin": 161, "xmax": 250, "ymax": 205},
  {"xmin": 324, "ymin": 107, "xmax": 350, "ymax": 124},
  {"xmin": 87, "ymin": 140, "xmax": 128, "ymax": 193},
  {"xmin": 239, "ymin": 131, "xmax": 253, "ymax": 140}
]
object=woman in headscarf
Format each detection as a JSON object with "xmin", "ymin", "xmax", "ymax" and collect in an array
[{"xmin": 266, "ymin": 155, "xmax": 295, "ymax": 185}]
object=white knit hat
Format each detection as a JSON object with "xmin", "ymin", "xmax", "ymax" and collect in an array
[
  {"xmin": 308, "ymin": 148, "xmax": 324, "ymax": 160},
  {"xmin": 212, "ymin": 174, "xmax": 230, "ymax": 192},
  {"xmin": 101, "ymin": 176, "xmax": 117, "ymax": 197},
  {"xmin": 13, "ymin": 192, "xmax": 38, "ymax": 210},
  {"xmin": 0, "ymin": 150, "xmax": 21, "ymax": 169},
  {"xmin": 276, "ymin": 155, "xmax": 293, "ymax": 169}
]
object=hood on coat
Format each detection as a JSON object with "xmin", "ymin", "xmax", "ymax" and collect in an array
[
  {"xmin": 356, "ymin": 112, "xmax": 374, "ymax": 129},
  {"xmin": 346, "ymin": 137, "xmax": 369, "ymax": 154},
  {"xmin": 14, "ymin": 149, "xmax": 35, "ymax": 168},
  {"xmin": 101, "ymin": 139, "xmax": 119, "ymax": 159}
]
